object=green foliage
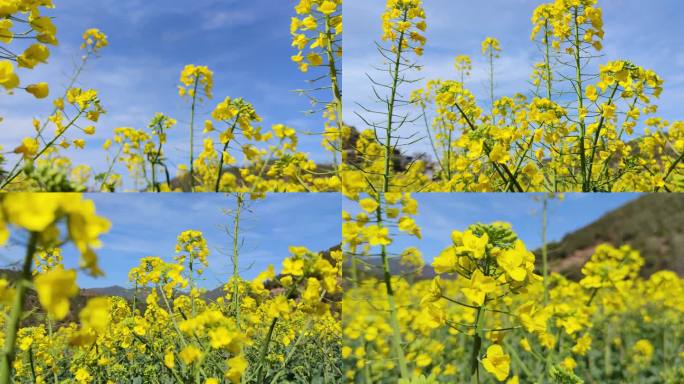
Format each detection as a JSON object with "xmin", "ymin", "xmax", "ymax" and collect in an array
[{"xmin": 550, "ymin": 366, "xmax": 585, "ymax": 384}]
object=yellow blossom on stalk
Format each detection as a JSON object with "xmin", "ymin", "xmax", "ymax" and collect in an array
[
  {"xmin": 34, "ymin": 268, "xmax": 79, "ymax": 320},
  {"xmin": 282, "ymin": 257, "xmax": 304, "ymax": 276},
  {"xmin": 272, "ymin": 123, "xmax": 295, "ymax": 139},
  {"xmin": 461, "ymin": 269, "xmax": 496, "ymax": 306},
  {"xmin": 585, "ymin": 85, "xmax": 598, "ymax": 102},
  {"xmin": 481, "ymin": 37, "xmax": 501, "ymax": 55},
  {"xmin": 17, "ymin": 44, "xmax": 50, "ymax": 69},
  {"xmin": 74, "ymin": 368, "xmax": 92, "ymax": 384},
  {"xmin": 318, "ymin": 1, "xmax": 337, "ymax": 15},
  {"xmin": 482, "ymin": 344, "xmax": 510, "ymax": 381},
  {"xmin": 13, "ymin": 137, "xmax": 39, "ymax": 159},
  {"xmin": 420, "ymin": 276, "xmax": 442, "ymax": 305},
  {"xmin": 359, "ymin": 198, "xmax": 379, "ymax": 213},
  {"xmin": 25, "ymin": 82, "xmax": 49, "ymax": 99},
  {"xmin": 81, "ymin": 28, "xmax": 108, "ymax": 52},
  {"xmin": 398, "ymin": 216, "xmax": 421, "ymax": 238},
  {"xmin": 497, "ymin": 240, "xmax": 532, "ymax": 282},
  {"xmin": 432, "ymin": 247, "xmax": 457, "ymax": 274},
  {"xmin": 2, "ymin": 194, "xmax": 53, "ymax": 230},
  {"xmin": 364, "ymin": 225, "xmax": 391, "ymax": 246},
  {"xmin": 381, "ymin": 0, "xmax": 427, "ymax": 56},
  {"xmin": 454, "ymin": 55, "xmax": 472, "ymax": 77},
  {"xmin": 175, "ymin": 230, "xmax": 210, "ymax": 270},
  {"xmin": 489, "ymin": 143, "xmax": 510, "ymax": 164},
  {"xmin": 178, "ymin": 64, "xmax": 213, "ymax": 99},
  {"xmin": 520, "ymin": 338, "xmax": 532, "ymax": 353},
  {"xmin": 461, "ymin": 230, "xmax": 488, "ymax": 259},
  {"xmin": 0, "ymin": 60, "xmax": 19, "ymax": 90},
  {"xmin": 208, "ymin": 326, "xmax": 244, "ymax": 352},
  {"xmin": 0, "ymin": 279, "xmax": 14, "ymax": 304},
  {"xmin": 226, "ymin": 355, "xmax": 248, "ymax": 384},
  {"xmin": 517, "ymin": 302, "xmax": 550, "ymax": 334},
  {"xmin": 179, "ymin": 345, "xmax": 203, "ymax": 365},
  {"xmin": 302, "ymin": 277, "xmax": 322, "ymax": 306},
  {"xmin": 572, "ymin": 334, "xmax": 592, "ymax": 356},
  {"xmin": 632, "ymin": 339, "xmax": 654, "ymax": 365},
  {"xmin": 266, "ymin": 295, "xmax": 292, "ymax": 320},
  {"xmin": 79, "ymin": 297, "xmax": 110, "ymax": 332},
  {"xmin": 561, "ymin": 357, "xmax": 577, "ymax": 371}
]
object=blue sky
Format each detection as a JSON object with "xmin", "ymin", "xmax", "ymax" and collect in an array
[
  {"xmin": 0, "ymin": 193, "xmax": 341, "ymax": 289},
  {"xmin": 343, "ymin": 193, "xmax": 641, "ymax": 262},
  {"xmin": 2, "ymin": 0, "xmax": 331, "ymax": 188},
  {"xmin": 344, "ymin": 0, "xmax": 684, "ymax": 156}
]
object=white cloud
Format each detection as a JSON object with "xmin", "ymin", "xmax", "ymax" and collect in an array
[{"xmin": 203, "ymin": 11, "xmax": 258, "ymax": 30}]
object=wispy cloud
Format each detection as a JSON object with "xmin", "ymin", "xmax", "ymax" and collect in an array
[{"xmin": 202, "ymin": 11, "xmax": 258, "ymax": 30}]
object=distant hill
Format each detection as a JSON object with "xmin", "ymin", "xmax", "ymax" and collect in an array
[
  {"xmin": 82, "ymin": 285, "xmax": 143, "ymax": 300},
  {"xmin": 345, "ymin": 194, "xmax": 684, "ymax": 282},
  {"xmin": 543, "ymin": 194, "xmax": 684, "ymax": 279}
]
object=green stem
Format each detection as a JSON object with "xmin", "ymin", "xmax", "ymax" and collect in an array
[
  {"xmin": 542, "ymin": 196, "xmax": 549, "ymax": 305},
  {"xmin": 363, "ymin": 341, "xmax": 373, "ymax": 383},
  {"xmin": 47, "ymin": 318, "xmax": 58, "ymax": 384},
  {"xmin": 376, "ymin": 195, "xmax": 408, "ymax": 379},
  {"xmin": 603, "ymin": 325, "xmax": 612, "ymax": 378},
  {"xmin": 132, "ymin": 333, "xmax": 186, "ymax": 383},
  {"xmin": 656, "ymin": 150, "xmax": 684, "ymax": 191},
  {"xmin": 231, "ymin": 193, "xmax": 243, "ymax": 329},
  {"xmin": 489, "ymin": 48, "xmax": 495, "ymax": 125},
  {"xmin": 383, "ymin": 9, "xmax": 408, "ymax": 193},
  {"xmin": 452, "ymin": 102, "xmax": 523, "ymax": 192},
  {"xmin": 470, "ymin": 305, "xmax": 484, "ymax": 384},
  {"xmin": 188, "ymin": 77, "xmax": 200, "ymax": 192},
  {"xmin": 543, "ymin": 22, "xmax": 553, "ymax": 101},
  {"xmin": 324, "ymin": 13, "xmax": 343, "ymax": 170},
  {"xmin": 0, "ymin": 232, "xmax": 37, "ymax": 384},
  {"xmin": 572, "ymin": 7, "xmax": 588, "ymax": 191},
  {"xmin": 150, "ymin": 128, "xmax": 166, "ymax": 192},
  {"xmin": 99, "ymin": 143, "xmax": 124, "ymax": 192},
  {"xmin": 420, "ymin": 107, "xmax": 446, "ymax": 184},
  {"xmin": 349, "ymin": 248, "xmax": 359, "ymax": 288},
  {"xmin": 586, "ymin": 84, "xmax": 619, "ymax": 186},
  {"xmin": 28, "ymin": 346, "xmax": 36, "ymax": 383},
  {"xmin": 214, "ymin": 117, "xmax": 240, "ymax": 192},
  {"xmin": 505, "ymin": 339, "xmax": 534, "ymax": 378},
  {"xmin": 256, "ymin": 317, "xmax": 278, "ymax": 383},
  {"xmin": 542, "ymin": 21, "xmax": 559, "ymax": 192}
]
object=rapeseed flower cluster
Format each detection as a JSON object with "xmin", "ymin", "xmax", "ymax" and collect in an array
[
  {"xmin": 348, "ymin": 0, "xmax": 683, "ymax": 193},
  {"xmin": 0, "ymin": 195, "xmax": 342, "ymax": 383}
]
